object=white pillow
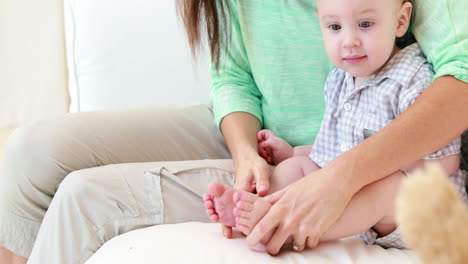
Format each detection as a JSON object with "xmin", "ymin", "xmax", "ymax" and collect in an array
[
  {"xmin": 86, "ymin": 222, "xmax": 420, "ymax": 264},
  {"xmin": 64, "ymin": 0, "xmax": 211, "ymax": 112}
]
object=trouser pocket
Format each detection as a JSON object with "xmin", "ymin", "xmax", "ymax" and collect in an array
[{"xmin": 144, "ymin": 163, "xmax": 234, "ymax": 224}]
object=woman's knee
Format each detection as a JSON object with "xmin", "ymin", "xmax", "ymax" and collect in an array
[
  {"xmin": 4, "ymin": 119, "xmax": 75, "ymax": 166},
  {"xmin": 2, "ymin": 120, "xmax": 75, "ymax": 188},
  {"xmin": 4, "ymin": 126, "xmax": 45, "ymax": 166},
  {"xmin": 0, "ymin": 118, "xmax": 91, "ymax": 217}
]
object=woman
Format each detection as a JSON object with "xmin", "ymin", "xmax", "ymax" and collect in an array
[{"xmin": 1, "ymin": 0, "xmax": 467, "ymax": 263}]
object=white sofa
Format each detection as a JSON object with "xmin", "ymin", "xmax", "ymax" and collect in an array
[
  {"xmin": 64, "ymin": 0, "xmax": 420, "ymax": 263},
  {"xmin": 64, "ymin": 0, "xmax": 211, "ymax": 112}
]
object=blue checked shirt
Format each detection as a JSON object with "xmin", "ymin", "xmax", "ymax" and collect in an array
[{"xmin": 310, "ymin": 43, "xmax": 461, "ymax": 167}]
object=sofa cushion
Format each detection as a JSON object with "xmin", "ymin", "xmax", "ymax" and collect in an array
[{"xmin": 86, "ymin": 222, "xmax": 420, "ymax": 264}]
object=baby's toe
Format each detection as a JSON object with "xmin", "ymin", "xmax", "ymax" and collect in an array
[
  {"xmin": 206, "ymin": 208, "xmax": 215, "ymax": 215},
  {"xmin": 204, "ymin": 200, "xmax": 215, "ymax": 209},
  {"xmin": 233, "ymin": 207, "xmax": 251, "ymax": 218},
  {"xmin": 236, "ymin": 200, "xmax": 254, "ymax": 212},
  {"xmin": 210, "ymin": 214, "xmax": 219, "ymax": 222},
  {"xmin": 238, "ymin": 191, "xmax": 258, "ymax": 203},
  {"xmin": 236, "ymin": 222, "xmax": 252, "ymax": 235}
]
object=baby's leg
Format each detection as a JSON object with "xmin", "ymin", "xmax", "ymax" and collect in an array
[
  {"xmin": 320, "ymin": 170, "xmax": 405, "ymax": 242},
  {"xmin": 235, "ymin": 156, "xmax": 320, "ymax": 235},
  {"xmin": 268, "ymin": 156, "xmax": 320, "ymax": 193},
  {"xmin": 321, "ymin": 154, "xmax": 460, "ymax": 244}
]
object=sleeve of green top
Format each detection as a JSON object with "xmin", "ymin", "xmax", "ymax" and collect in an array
[
  {"xmin": 412, "ymin": 0, "xmax": 468, "ymax": 83},
  {"xmin": 209, "ymin": 0, "xmax": 263, "ymax": 130}
]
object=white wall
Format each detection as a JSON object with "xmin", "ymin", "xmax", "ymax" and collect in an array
[
  {"xmin": 0, "ymin": 0, "xmax": 209, "ymax": 126},
  {"xmin": 0, "ymin": 0, "xmax": 69, "ymax": 127}
]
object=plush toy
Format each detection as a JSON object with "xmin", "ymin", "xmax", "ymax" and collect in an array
[{"xmin": 396, "ymin": 164, "xmax": 468, "ymax": 264}]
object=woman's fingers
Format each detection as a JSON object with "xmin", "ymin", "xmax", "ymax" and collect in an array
[
  {"xmin": 253, "ymin": 163, "xmax": 271, "ymax": 196},
  {"xmin": 234, "ymin": 153, "xmax": 271, "ymax": 196},
  {"xmin": 246, "ymin": 167, "xmax": 354, "ymax": 255},
  {"xmin": 264, "ymin": 188, "xmax": 286, "ymax": 204},
  {"xmin": 246, "ymin": 184, "xmax": 289, "ymax": 247},
  {"xmin": 261, "ymin": 193, "xmax": 305, "ymax": 254},
  {"xmin": 264, "ymin": 223, "xmax": 292, "ymax": 255},
  {"xmin": 236, "ymin": 177, "xmax": 253, "ymax": 192},
  {"xmin": 246, "ymin": 208, "xmax": 280, "ymax": 247},
  {"xmin": 234, "ymin": 169, "xmax": 255, "ymax": 192},
  {"xmin": 291, "ymin": 230, "xmax": 308, "ymax": 252}
]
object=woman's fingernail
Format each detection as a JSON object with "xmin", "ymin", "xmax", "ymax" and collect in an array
[{"xmin": 259, "ymin": 185, "xmax": 267, "ymax": 193}]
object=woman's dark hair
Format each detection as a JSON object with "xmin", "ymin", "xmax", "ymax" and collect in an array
[{"xmin": 176, "ymin": 0, "xmax": 230, "ymax": 70}]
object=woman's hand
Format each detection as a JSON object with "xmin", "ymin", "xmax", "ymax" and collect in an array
[
  {"xmin": 233, "ymin": 148, "xmax": 272, "ymax": 195},
  {"xmin": 218, "ymin": 112, "xmax": 273, "ymax": 238},
  {"xmin": 257, "ymin": 129, "xmax": 294, "ymax": 165},
  {"xmin": 246, "ymin": 165, "xmax": 354, "ymax": 255},
  {"xmin": 220, "ymin": 112, "xmax": 270, "ymax": 196},
  {"xmin": 221, "ymin": 149, "xmax": 271, "ymax": 238}
]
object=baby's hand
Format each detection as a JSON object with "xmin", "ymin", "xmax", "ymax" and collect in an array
[
  {"xmin": 257, "ymin": 129, "xmax": 274, "ymax": 164},
  {"xmin": 257, "ymin": 129, "xmax": 293, "ymax": 165}
]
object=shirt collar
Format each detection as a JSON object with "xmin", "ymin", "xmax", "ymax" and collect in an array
[{"xmin": 345, "ymin": 43, "xmax": 426, "ymax": 91}]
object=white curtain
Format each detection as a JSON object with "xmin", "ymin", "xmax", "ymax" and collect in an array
[{"xmin": 0, "ymin": 0, "xmax": 69, "ymax": 128}]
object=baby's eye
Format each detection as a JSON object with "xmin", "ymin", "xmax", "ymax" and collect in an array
[
  {"xmin": 359, "ymin": 21, "xmax": 374, "ymax": 28},
  {"xmin": 328, "ymin": 24, "xmax": 342, "ymax": 31}
]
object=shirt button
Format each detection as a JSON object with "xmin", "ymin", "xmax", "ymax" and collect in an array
[
  {"xmin": 344, "ymin": 103, "xmax": 352, "ymax": 111},
  {"xmin": 340, "ymin": 144, "xmax": 347, "ymax": 152}
]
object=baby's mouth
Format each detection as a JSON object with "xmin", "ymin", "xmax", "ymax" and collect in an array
[{"xmin": 343, "ymin": 55, "xmax": 367, "ymax": 64}]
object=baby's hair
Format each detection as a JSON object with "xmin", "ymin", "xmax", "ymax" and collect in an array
[{"xmin": 315, "ymin": 0, "xmax": 412, "ymax": 12}]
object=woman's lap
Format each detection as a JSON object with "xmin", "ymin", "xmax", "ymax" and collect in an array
[
  {"xmin": 27, "ymin": 159, "xmax": 235, "ymax": 263},
  {"xmin": 0, "ymin": 104, "xmax": 230, "ymax": 258}
]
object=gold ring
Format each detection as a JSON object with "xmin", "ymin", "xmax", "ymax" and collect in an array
[{"xmin": 292, "ymin": 244, "xmax": 301, "ymax": 251}]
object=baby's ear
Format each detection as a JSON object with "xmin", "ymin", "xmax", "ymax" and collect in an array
[{"xmin": 396, "ymin": 1, "xmax": 412, "ymax": 37}]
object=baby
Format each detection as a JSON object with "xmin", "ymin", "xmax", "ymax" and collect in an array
[{"xmin": 203, "ymin": 0, "xmax": 464, "ymax": 251}]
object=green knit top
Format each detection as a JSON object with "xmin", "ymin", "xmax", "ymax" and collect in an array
[{"xmin": 210, "ymin": 0, "xmax": 467, "ymax": 146}]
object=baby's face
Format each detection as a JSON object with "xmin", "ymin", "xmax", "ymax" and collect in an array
[{"xmin": 316, "ymin": 0, "xmax": 408, "ymax": 79}]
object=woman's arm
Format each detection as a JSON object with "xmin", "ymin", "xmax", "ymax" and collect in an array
[
  {"xmin": 342, "ymin": 76, "xmax": 468, "ymax": 192},
  {"xmin": 247, "ymin": 76, "xmax": 468, "ymax": 254},
  {"xmin": 205, "ymin": 0, "xmax": 272, "ymax": 194},
  {"xmin": 218, "ymin": 112, "xmax": 272, "ymax": 239},
  {"xmin": 220, "ymin": 112, "xmax": 271, "ymax": 194}
]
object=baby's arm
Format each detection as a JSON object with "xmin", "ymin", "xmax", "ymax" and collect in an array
[
  {"xmin": 403, "ymin": 154, "xmax": 460, "ymax": 176},
  {"xmin": 257, "ymin": 129, "xmax": 293, "ymax": 165},
  {"xmin": 257, "ymin": 130, "xmax": 314, "ymax": 165}
]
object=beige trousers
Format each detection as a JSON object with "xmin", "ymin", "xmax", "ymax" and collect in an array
[{"xmin": 0, "ymin": 104, "xmax": 234, "ymax": 263}]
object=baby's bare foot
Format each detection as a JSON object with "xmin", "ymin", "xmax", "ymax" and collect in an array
[
  {"xmin": 233, "ymin": 191, "xmax": 271, "ymax": 236},
  {"xmin": 203, "ymin": 184, "xmax": 294, "ymax": 251},
  {"xmin": 203, "ymin": 182, "xmax": 237, "ymax": 227}
]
